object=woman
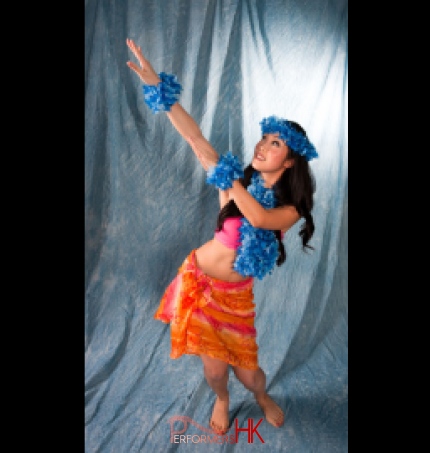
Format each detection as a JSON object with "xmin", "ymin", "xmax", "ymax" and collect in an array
[{"xmin": 126, "ymin": 38, "xmax": 317, "ymax": 434}]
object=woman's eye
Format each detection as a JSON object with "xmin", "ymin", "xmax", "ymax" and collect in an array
[{"xmin": 272, "ymin": 141, "xmax": 280, "ymax": 147}]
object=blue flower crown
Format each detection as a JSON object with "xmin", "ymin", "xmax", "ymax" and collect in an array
[{"xmin": 260, "ymin": 116, "xmax": 318, "ymax": 161}]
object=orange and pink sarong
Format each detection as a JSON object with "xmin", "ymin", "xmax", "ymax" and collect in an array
[{"xmin": 154, "ymin": 250, "xmax": 258, "ymax": 370}]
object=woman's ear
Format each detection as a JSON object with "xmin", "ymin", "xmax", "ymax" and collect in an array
[{"xmin": 283, "ymin": 158, "xmax": 295, "ymax": 169}]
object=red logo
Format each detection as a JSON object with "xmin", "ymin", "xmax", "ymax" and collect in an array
[
  {"xmin": 168, "ymin": 415, "xmax": 265, "ymax": 444},
  {"xmin": 234, "ymin": 417, "xmax": 265, "ymax": 443}
]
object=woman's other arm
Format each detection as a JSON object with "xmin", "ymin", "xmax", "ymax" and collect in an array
[{"xmin": 188, "ymin": 135, "xmax": 300, "ymax": 232}]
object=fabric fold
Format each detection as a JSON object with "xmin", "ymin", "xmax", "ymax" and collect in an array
[{"xmin": 154, "ymin": 250, "xmax": 259, "ymax": 369}]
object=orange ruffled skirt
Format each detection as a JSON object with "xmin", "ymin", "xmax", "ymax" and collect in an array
[{"xmin": 154, "ymin": 250, "xmax": 258, "ymax": 370}]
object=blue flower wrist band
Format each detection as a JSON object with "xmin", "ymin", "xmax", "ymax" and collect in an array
[
  {"xmin": 143, "ymin": 72, "xmax": 183, "ymax": 114},
  {"xmin": 206, "ymin": 151, "xmax": 244, "ymax": 190}
]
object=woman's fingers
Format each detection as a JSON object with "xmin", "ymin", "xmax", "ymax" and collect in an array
[
  {"xmin": 126, "ymin": 38, "xmax": 146, "ymax": 67},
  {"xmin": 126, "ymin": 38, "xmax": 137, "ymax": 56},
  {"xmin": 126, "ymin": 39, "xmax": 149, "ymax": 82},
  {"xmin": 126, "ymin": 38, "xmax": 158, "ymax": 84},
  {"xmin": 126, "ymin": 61, "xmax": 144, "ymax": 81}
]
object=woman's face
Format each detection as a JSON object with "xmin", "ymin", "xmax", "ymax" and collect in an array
[{"xmin": 252, "ymin": 133, "xmax": 292, "ymax": 177}]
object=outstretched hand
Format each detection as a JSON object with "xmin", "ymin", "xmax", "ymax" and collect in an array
[
  {"xmin": 126, "ymin": 38, "xmax": 161, "ymax": 85},
  {"xmin": 126, "ymin": 38, "xmax": 219, "ymax": 172}
]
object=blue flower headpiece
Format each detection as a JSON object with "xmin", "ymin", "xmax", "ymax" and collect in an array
[{"xmin": 260, "ymin": 116, "xmax": 318, "ymax": 161}]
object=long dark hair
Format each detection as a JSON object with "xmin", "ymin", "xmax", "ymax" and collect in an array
[{"xmin": 216, "ymin": 121, "xmax": 316, "ymax": 266}]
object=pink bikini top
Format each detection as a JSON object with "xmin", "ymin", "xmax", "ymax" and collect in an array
[
  {"xmin": 214, "ymin": 216, "xmax": 284, "ymax": 250},
  {"xmin": 214, "ymin": 217, "xmax": 242, "ymax": 249}
]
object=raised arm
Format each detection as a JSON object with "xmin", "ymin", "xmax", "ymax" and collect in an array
[{"xmin": 126, "ymin": 38, "xmax": 218, "ymax": 170}]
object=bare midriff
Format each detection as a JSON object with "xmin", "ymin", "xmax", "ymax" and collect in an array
[{"xmin": 195, "ymin": 238, "xmax": 250, "ymax": 283}]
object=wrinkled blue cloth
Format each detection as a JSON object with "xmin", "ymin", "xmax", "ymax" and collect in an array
[{"xmin": 85, "ymin": 0, "xmax": 348, "ymax": 452}]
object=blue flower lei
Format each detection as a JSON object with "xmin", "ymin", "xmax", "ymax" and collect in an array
[
  {"xmin": 260, "ymin": 116, "xmax": 318, "ymax": 161},
  {"xmin": 143, "ymin": 72, "xmax": 183, "ymax": 114},
  {"xmin": 233, "ymin": 172, "xmax": 279, "ymax": 280}
]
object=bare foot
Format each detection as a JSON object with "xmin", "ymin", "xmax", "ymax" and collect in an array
[
  {"xmin": 256, "ymin": 393, "xmax": 284, "ymax": 428},
  {"xmin": 209, "ymin": 396, "xmax": 230, "ymax": 435}
]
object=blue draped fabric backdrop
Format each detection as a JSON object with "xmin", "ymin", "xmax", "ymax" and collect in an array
[{"xmin": 85, "ymin": 0, "xmax": 348, "ymax": 451}]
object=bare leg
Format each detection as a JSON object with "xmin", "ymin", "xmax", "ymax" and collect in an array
[
  {"xmin": 232, "ymin": 366, "xmax": 284, "ymax": 428},
  {"xmin": 200, "ymin": 354, "xmax": 230, "ymax": 434}
]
